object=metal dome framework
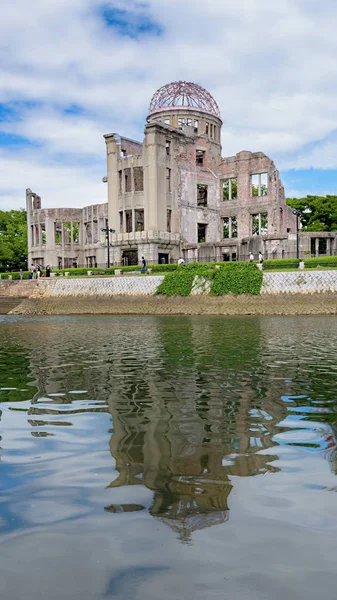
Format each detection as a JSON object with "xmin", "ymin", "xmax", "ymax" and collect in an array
[{"xmin": 149, "ymin": 81, "xmax": 221, "ymax": 118}]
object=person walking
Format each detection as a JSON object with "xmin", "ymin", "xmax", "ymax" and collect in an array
[
  {"xmin": 249, "ymin": 252, "xmax": 254, "ymax": 263},
  {"xmin": 141, "ymin": 256, "xmax": 147, "ymax": 273},
  {"xmin": 46, "ymin": 265, "xmax": 51, "ymax": 278},
  {"xmin": 258, "ymin": 252, "xmax": 263, "ymax": 264},
  {"xmin": 19, "ymin": 268, "xmax": 23, "ymax": 281},
  {"xmin": 178, "ymin": 257, "xmax": 185, "ymax": 265}
]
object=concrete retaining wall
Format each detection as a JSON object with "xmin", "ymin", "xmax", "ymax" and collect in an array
[
  {"xmin": 261, "ymin": 271, "xmax": 337, "ymax": 294},
  {"xmin": 3, "ymin": 270, "xmax": 337, "ymax": 302},
  {"xmin": 31, "ymin": 276, "xmax": 165, "ymax": 297}
]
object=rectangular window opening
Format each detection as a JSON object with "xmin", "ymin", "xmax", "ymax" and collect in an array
[
  {"xmin": 135, "ymin": 209, "xmax": 144, "ymax": 232},
  {"xmin": 55, "ymin": 222, "xmax": 62, "ymax": 244},
  {"xmin": 319, "ymin": 238, "xmax": 327, "ymax": 255},
  {"xmin": 197, "ymin": 184, "xmax": 208, "ymax": 207},
  {"xmin": 125, "ymin": 210, "xmax": 133, "ymax": 233},
  {"xmin": 251, "ymin": 212, "xmax": 268, "ymax": 235},
  {"xmin": 133, "ymin": 166, "xmax": 143, "ymax": 192},
  {"xmin": 167, "ymin": 209, "xmax": 172, "ymax": 233},
  {"xmin": 222, "ymin": 177, "xmax": 237, "ymax": 201},
  {"xmin": 124, "ymin": 168, "xmax": 131, "ymax": 193},
  {"xmin": 164, "ymin": 118, "xmax": 170, "ymax": 125},
  {"xmin": 72, "ymin": 222, "xmax": 79, "ymax": 244},
  {"xmin": 223, "ymin": 216, "xmax": 237, "ymax": 239},
  {"xmin": 198, "ymin": 223, "xmax": 207, "ymax": 243},
  {"xmin": 41, "ymin": 224, "xmax": 46, "ymax": 245},
  {"xmin": 178, "ymin": 118, "xmax": 185, "ymax": 130},
  {"xmin": 166, "ymin": 168, "xmax": 171, "ymax": 193},
  {"xmin": 252, "ymin": 172, "xmax": 268, "ymax": 197},
  {"xmin": 196, "ymin": 150, "xmax": 205, "ymax": 166},
  {"xmin": 118, "ymin": 170, "xmax": 122, "ymax": 193},
  {"xmin": 166, "ymin": 140, "xmax": 171, "ymax": 156},
  {"xmin": 205, "ymin": 122, "xmax": 209, "ymax": 135},
  {"xmin": 194, "ymin": 119, "xmax": 199, "ymax": 134},
  {"xmin": 119, "ymin": 211, "xmax": 123, "ymax": 233}
]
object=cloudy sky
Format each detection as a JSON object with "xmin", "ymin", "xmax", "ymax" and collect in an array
[{"xmin": 1, "ymin": 0, "xmax": 337, "ymax": 211}]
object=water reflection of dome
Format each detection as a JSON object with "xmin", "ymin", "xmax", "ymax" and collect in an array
[{"xmin": 155, "ymin": 511, "xmax": 229, "ymax": 543}]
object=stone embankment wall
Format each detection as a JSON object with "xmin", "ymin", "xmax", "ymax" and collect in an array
[
  {"xmin": 24, "ymin": 271, "xmax": 337, "ymax": 298},
  {"xmin": 262, "ymin": 271, "xmax": 337, "ymax": 294},
  {"xmin": 29, "ymin": 276, "xmax": 164, "ymax": 297},
  {"xmin": 5, "ymin": 271, "xmax": 337, "ymax": 316}
]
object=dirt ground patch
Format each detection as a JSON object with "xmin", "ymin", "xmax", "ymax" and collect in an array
[{"xmin": 9, "ymin": 293, "xmax": 337, "ymax": 316}]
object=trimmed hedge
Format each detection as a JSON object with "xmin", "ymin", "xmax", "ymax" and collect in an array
[
  {"xmin": 263, "ymin": 258, "xmax": 300, "ymax": 270},
  {"xmin": 303, "ymin": 256, "xmax": 337, "ymax": 269},
  {"xmin": 156, "ymin": 263, "xmax": 263, "ymax": 296}
]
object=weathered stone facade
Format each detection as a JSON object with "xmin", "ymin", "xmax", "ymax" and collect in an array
[
  {"xmin": 27, "ymin": 81, "xmax": 337, "ymax": 268},
  {"xmin": 27, "ymin": 190, "xmax": 108, "ymax": 268}
]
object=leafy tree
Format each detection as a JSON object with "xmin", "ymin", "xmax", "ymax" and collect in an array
[
  {"xmin": 0, "ymin": 209, "xmax": 28, "ymax": 271},
  {"xmin": 286, "ymin": 195, "xmax": 337, "ymax": 231}
]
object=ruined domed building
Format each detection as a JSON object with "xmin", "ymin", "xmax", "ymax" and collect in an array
[{"xmin": 27, "ymin": 81, "xmax": 334, "ymax": 268}]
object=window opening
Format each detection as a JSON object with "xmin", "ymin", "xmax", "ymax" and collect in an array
[
  {"xmin": 186, "ymin": 118, "xmax": 192, "ymax": 127},
  {"xmin": 205, "ymin": 122, "xmax": 209, "ymax": 135},
  {"xmin": 210, "ymin": 124, "xmax": 213, "ymax": 138},
  {"xmin": 55, "ymin": 222, "xmax": 62, "ymax": 244},
  {"xmin": 124, "ymin": 168, "xmax": 131, "ymax": 193},
  {"xmin": 178, "ymin": 118, "xmax": 185, "ymax": 130},
  {"xmin": 223, "ymin": 216, "xmax": 237, "ymax": 239},
  {"xmin": 252, "ymin": 173, "xmax": 268, "ymax": 197},
  {"xmin": 166, "ymin": 168, "xmax": 171, "ymax": 193},
  {"xmin": 64, "ymin": 222, "xmax": 72, "ymax": 245},
  {"xmin": 196, "ymin": 150, "xmax": 205, "ymax": 166},
  {"xmin": 118, "ymin": 170, "xmax": 122, "ymax": 193},
  {"xmin": 135, "ymin": 209, "xmax": 144, "ymax": 232},
  {"xmin": 133, "ymin": 167, "xmax": 143, "ymax": 191},
  {"xmin": 194, "ymin": 119, "xmax": 199, "ymax": 134},
  {"xmin": 125, "ymin": 210, "xmax": 133, "ymax": 233},
  {"xmin": 319, "ymin": 238, "xmax": 327, "ymax": 255},
  {"xmin": 252, "ymin": 212, "xmax": 268, "ymax": 235},
  {"xmin": 166, "ymin": 140, "xmax": 171, "ymax": 156},
  {"xmin": 197, "ymin": 184, "xmax": 208, "ymax": 207},
  {"xmin": 198, "ymin": 223, "xmax": 207, "ymax": 243},
  {"xmin": 167, "ymin": 209, "xmax": 172, "ymax": 233},
  {"xmin": 41, "ymin": 224, "xmax": 46, "ymax": 245},
  {"xmin": 164, "ymin": 118, "xmax": 170, "ymax": 125},
  {"xmin": 119, "ymin": 211, "xmax": 123, "ymax": 233},
  {"xmin": 72, "ymin": 222, "xmax": 79, "ymax": 244},
  {"xmin": 222, "ymin": 178, "xmax": 238, "ymax": 201}
]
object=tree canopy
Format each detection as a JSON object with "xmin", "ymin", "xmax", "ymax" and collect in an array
[
  {"xmin": 286, "ymin": 195, "xmax": 337, "ymax": 231},
  {"xmin": 0, "ymin": 209, "xmax": 28, "ymax": 271}
]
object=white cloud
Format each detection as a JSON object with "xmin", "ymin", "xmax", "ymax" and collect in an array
[{"xmin": 1, "ymin": 0, "xmax": 337, "ymax": 209}]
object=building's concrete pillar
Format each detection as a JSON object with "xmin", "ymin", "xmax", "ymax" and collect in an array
[
  {"xmin": 105, "ymin": 134, "xmax": 119, "ymax": 234},
  {"xmin": 144, "ymin": 124, "xmax": 167, "ymax": 232},
  {"xmin": 315, "ymin": 238, "xmax": 319, "ymax": 256}
]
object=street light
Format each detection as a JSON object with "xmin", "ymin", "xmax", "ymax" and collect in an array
[
  {"xmin": 293, "ymin": 210, "xmax": 301, "ymax": 259},
  {"xmin": 101, "ymin": 226, "xmax": 115, "ymax": 268}
]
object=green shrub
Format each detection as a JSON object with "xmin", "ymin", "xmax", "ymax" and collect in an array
[
  {"xmin": 210, "ymin": 263, "xmax": 263, "ymax": 295},
  {"xmin": 155, "ymin": 269, "xmax": 195, "ymax": 296},
  {"xmin": 155, "ymin": 262, "xmax": 263, "ymax": 296}
]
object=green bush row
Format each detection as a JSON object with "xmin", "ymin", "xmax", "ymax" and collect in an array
[{"xmin": 155, "ymin": 263, "xmax": 263, "ymax": 296}]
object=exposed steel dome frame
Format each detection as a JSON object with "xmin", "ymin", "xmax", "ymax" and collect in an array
[{"xmin": 149, "ymin": 81, "xmax": 221, "ymax": 118}]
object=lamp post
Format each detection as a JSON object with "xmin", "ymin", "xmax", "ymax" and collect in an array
[
  {"xmin": 101, "ymin": 226, "xmax": 115, "ymax": 268},
  {"xmin": 293, "ymin": 210, "xmax": 301, "ymax": 259}
]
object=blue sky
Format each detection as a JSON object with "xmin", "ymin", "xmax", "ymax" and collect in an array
[{"xmin": 1, "ymin": 0, "xmax": 337, "ymax": 210}]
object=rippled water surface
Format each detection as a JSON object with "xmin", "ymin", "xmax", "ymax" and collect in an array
[{"xmin": 1, "ymin": 315, "xmax": 337, "ymax": 600}]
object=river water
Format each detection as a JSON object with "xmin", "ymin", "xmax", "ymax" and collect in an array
[{"xmin": 0, "ymin": 314, "xmax": 337, "ymax": 600}]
